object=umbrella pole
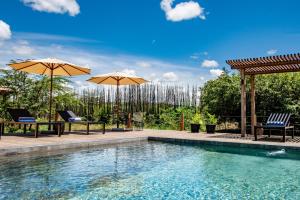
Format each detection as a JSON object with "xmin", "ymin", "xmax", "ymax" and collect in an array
[
  {"xmin": 48, "ymin": 70, "xmax": 53, "ymax": 129},
  {"xmin": 117, "ymin": 80, "xmax": 120, "ymax": 128}
]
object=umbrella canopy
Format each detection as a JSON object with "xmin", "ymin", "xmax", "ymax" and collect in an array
[
  {"xmin": 9, "ymin": 58, "xmax": 90, "ymax": 76},
  {"xmin": 87, "ymin": 71, "xmax": 148, "ymax": 85},
  {"xmin": 87, "ymin": 72, "xmax": 148, "ymax": 128},
  {"xmin": 8, "ymin": 58, "xmax": 91, "ymax": 123}
]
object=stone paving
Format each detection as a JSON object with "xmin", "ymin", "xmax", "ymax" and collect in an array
[{"xmin": 0, "ymin": 129, "xmax": 300, "ymax": 156}]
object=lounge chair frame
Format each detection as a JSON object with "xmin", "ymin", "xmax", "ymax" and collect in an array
[
  {"xmin": 0, "ymin": 108, "xmax": 63, "ymax": 139},
  {"xmin": 57, "ymin": 110, "xmax": 105, "ymax": 134},
  {"xmin": 254, "ymin": 113, "xmax": 294, "ymax": 142}
]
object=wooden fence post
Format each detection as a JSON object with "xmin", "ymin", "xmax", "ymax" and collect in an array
[{"xmin": 180, "ymin": 112, "xmax": 184, "ymax": 131}]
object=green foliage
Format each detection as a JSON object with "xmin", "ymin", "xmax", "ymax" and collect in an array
[
  {"xmin": 0, "ymin": 69, "xmax": 200, "ymax": 131},
  {"xmin": 200, "ymin": 72, "xmax": 240, "ymax": 118},
  {"xmin": 0, "ymin": 69, "xmax": 77, "ymax": 119},
  {"xmin": 144, "ymin": 107, "xmax": 196, "ymax": 130},
  {"xmin": 200, "ymin": 72, "xmax": 300, "ymax": 120},
  {"xmin": 204, "ymin": 112, "xmax": 218, "ymax": 125},
  {"xmin": 191, "ymin": 113, "xmax": 202, "ymax": 124},
  {"xmin": 93, "ymin": 106, "xmax": 111, "ymax": 123},
  {"xmin": 190, "ymin": 113, "xmax": 205, "ymax": 131}
]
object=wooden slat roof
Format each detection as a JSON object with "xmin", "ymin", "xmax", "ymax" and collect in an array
[{"xmin": 226, "ymin": 53, "xmax": 300, "ymax": 75}]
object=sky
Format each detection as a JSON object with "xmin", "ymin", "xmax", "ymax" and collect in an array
[{"xmin": 1, "ymin": 0, "xmax": 300, "ymax": 89}]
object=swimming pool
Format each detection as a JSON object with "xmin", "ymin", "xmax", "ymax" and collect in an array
[{"xmin": 0, "ymin": 141, "xmax": 299, "ymax": 199}]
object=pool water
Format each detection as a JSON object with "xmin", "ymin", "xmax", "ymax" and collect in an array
[{"xmin": 0, "ymin": 141, "xmax": 300, "ymax": 199}]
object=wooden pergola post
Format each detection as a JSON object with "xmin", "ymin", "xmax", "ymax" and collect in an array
[
  {"xmin": 226, "ymin": 53, "xmax": 300, "ymax": 139},
  {"xmin": 240, "ymin": 69, "xmax": 246, "ymax": 137},
  {"xmin": 250, "ymin": 75, "xmax": 256, "ymax": 135}
]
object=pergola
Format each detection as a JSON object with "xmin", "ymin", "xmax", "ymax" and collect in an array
[{"xmin": 226, "ymin": 53, "xmax": 300, "ymax": 137}]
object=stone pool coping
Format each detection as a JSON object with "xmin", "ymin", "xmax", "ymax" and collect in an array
[{"xmin": 0, "ymin": 129, "xmax": 300, "ymax": 156}]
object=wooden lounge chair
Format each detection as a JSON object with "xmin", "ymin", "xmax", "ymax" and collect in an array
[
  {"xmin": 254, "ymin": 113, "xmax": 294, "ymax": 142},
  {"xmin": 0, "ymin": 108, "xmax": 63, "ymax": 138},
  {"xmin": 56, "ymin": 110, "xmax": 105, "ymax": 134}
]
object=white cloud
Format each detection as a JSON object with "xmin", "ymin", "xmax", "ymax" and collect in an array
[
  {"xmin": 210, "ymin": 69, "xmax": 223, "ymax": 77},
  {"xmin": 0, "ymin": 20, "xmax": 12, "ymax": 40},
  {"xmin": 163, "ymin": 72, "xmax": 178, "ymax": 81},
  {"xmin": 136, "ymin": 61, "xmax": 152, "ymax": 68},
  {"xmin": 149, "ymin": 73, "xmax": 157, "ymax": 79},
  {"xmin": 21, "ymin": 0, "xmax": 80, "ymax": 16},
  {"xmin": 73, "ymin": 80, "xmax": 97, "ymax": 90},
  {"xmin": 0, "ymin": 32, "xmax": 211, "ymax": 87},
  {"xmin": 12, "ymin": 41, "xmax": 36, "ymax": 55},
  {"xmin": 201, "ymin": 59, "xmax": 219, "ymax": 68},
  {"xmin": 121, "ymin": 69, "xmax": 136, "ymax": 76},
  {"xmin": 267, "ymin": 49, "xmax": 277, "ymax": 55},
  {"xmin": 161, "ymin": 0, "xmax": 205, "ymax": 22}
]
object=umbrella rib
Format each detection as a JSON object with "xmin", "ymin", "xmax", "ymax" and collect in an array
[
  {"xmin": 60, "ymin": 65, "xmax": 72, "ymax": 76},
  {"xmin": 42, "ymin": 67, "xmax": 48, "ymax": 75},
  {"xmin": 40, "ymin": 62, "xmax": 52, "ymax": 69},
  {"xmin": 127, "ymin": 77, "xmax": 141, "ymax": 85},
  {"xmin": 97, "ymin": 76, "xmax": 111, "ymax": 84},
  {"xmin": 66, "ymin": 64, "xmax": 90, "ymax": 75}
]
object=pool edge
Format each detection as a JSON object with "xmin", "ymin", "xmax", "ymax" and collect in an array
[
  {"xmin": 0, "ymin": 137, "xmax": 148, "ymax": 156},
  {"xmin": 148, "ymin": 136, "xmax": 300, "ymax": 151}
]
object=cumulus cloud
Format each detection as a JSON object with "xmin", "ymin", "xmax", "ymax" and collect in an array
[
  {"xmin": 21, "ymin": 0, "xmax": 80, "ymax": 16},
  {"xmin": 267, "ymin": 49, "xmax": 277, "ymax": 55},
  {"xmin": 210, "ymin": 69, "xmax": 223, "ymax": 77},
  {"xmin": 0, "ymin": 20, "xmax": 12, "ymax": 40},
  {"xmin": 161, "ymin": 0, "xmax": 205, "ymax": 22},
  {"xmin": 121, "ymin": 69, "xmax": 136, "ymax": 76},
  {"xmin": 163, "ymin": 72, "xmax": 178, "ymax": 81},
  {"xmin": 201, "ymin": 59, "xmax": 219, "ymax": 68}
]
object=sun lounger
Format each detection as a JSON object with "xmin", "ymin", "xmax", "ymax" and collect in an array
[
  {"xmin": 0, "ymin": 108, "xmax": 63, "ymax": 138},
  {"xmin": 57, "ymin": 110, "xmax": 105, "ymax": 134},
  {"xmin": 254, "ymin": 113, "xmax": 294, "ymax": 142}
]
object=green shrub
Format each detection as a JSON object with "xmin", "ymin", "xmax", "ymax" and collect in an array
[
  {"xmin": 204, "ymin": 112, "xmax": 218, "ymax": 125},
  {"xmin": 190, "ymin": 113, "xmax": 205, "ymax": 131}
]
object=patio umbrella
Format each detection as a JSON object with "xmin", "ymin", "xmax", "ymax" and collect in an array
[
  {"xmin": 87, "ymin": 72, "xmax": 148, "ymax": 128},
  {"xmin": 8, "ymin": 58, "xmax": 91, "ymax": 122}
]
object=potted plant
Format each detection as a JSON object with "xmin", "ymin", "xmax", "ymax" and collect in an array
[
  {"xmin": 205, "ymin": 112, "xmax": 218, "ymax": 134},
  {"xmin": 190, "ymin": 113, "xmax": 204, "ymax": 133}
]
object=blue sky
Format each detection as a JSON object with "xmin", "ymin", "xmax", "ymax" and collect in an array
[{"xmin": 1, "ymin": 0, "xmax": 300, "ymax": 88}]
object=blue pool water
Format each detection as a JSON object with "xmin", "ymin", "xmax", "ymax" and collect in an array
[{"xmin": 0, "ymin": 141, "xmax": 300, "ymax": 199}]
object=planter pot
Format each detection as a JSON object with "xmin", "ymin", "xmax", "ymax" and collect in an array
[
  {"xmin": 191, "ymin": 124, "xmax": 200, "ymax": 133},
  {"xmin": 206, "ymin": 124, "xmax": 216, "ymax": 134}
]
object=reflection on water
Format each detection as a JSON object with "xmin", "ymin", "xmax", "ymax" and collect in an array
[{"xmin": 0, "ymin": 141, "xmax": 300, "ymax": 199}]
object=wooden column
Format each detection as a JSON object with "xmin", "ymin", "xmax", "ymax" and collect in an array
[
  {"xmin": 240, "ymin": 69, "xmax": 246, "ymax": 137},
  {"xmin": 250, "ymin": 75, "xmax": 256, "ymax": 135}
]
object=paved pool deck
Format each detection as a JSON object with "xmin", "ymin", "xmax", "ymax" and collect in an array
[{"xmin": 0, "ymin": 129, "xmax": 300, "ymax": 156}]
